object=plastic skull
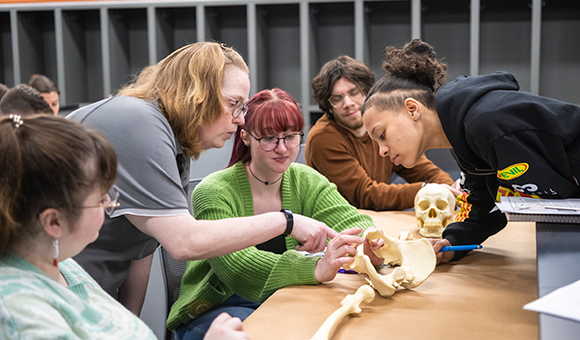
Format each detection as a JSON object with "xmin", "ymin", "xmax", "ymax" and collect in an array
[{"xmin": 414, "ymin": 183, "xmax": 456, "ymax": 238}]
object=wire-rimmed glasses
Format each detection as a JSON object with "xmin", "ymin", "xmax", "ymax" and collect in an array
[
  {"xmin": 328, "ymin": 87, "xmax": 363, "ymax": 108},
  {"xmin": 82, "ymin": 187, "xmax": 120, "ymax": 215},
  {"xmin": 248, "ymin": 132, "xmax": 304, "ymax": 152},
  {"xmin": 223, "ymin": 94, "xmax": 248, "ymax": 118}
]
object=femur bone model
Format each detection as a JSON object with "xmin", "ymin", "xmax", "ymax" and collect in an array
[{"xmin": 308, "ymin": 285, "xmax": 375, "ymax": 340}]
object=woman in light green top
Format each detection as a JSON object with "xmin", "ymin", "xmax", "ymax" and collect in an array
[
  {"xmin": 0, "ymin": 114, "xmax": 247, "ymax": 340},
  {"xmin": 169, "ymin": 88, "xmax": 385, "ymax": 340}
]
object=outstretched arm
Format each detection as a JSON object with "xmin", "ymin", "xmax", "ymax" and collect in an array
[{"xmin": 128, "ymin": 212, "xmax": 337, "ymax": 262}]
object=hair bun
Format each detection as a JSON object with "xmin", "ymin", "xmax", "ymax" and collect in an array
[{"xmin": 382, "ymin": 39, "xmax": 447, "ymax": 92}]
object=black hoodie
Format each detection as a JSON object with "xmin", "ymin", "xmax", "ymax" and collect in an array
[{"xmin": 436, "ymin": 71, "xmax": 580, "ymax": 258}]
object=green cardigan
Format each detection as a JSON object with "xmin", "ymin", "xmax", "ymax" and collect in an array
[{"xmin": 166, "ymin": 162, "xmax": 375, "ymax": 331}]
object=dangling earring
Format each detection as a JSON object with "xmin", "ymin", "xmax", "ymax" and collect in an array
[{"xmin": 52, "ymin": 238, "xmax": 59, "ymax": 267}]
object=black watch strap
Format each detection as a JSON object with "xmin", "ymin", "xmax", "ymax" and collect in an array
[{"xmin": 280, "ymin": 209, "xmax": 294, "ymax": 236}]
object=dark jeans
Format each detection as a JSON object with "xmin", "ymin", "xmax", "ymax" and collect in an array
[{"xmin": 174, "ymin": 294, "xmax": 261, "ymax": 340}]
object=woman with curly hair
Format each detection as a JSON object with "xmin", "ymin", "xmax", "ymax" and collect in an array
[{"xmin": 362, "ymin": 38, "xmax": 580, "ymax": 264}]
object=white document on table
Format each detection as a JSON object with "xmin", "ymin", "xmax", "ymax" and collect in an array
[
  {"xmin": 496, "ymin": 196, "xmax": 580, "ymax": 215},
  {"xmin": 524, "ymin": 278, "xmax": 580, "ymax": 323}
]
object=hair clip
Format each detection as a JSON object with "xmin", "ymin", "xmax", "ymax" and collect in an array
[
  {"xmin": 9, "ymin": 114, "xmax": 24, "ymax": 129},
  {"xmin": 220, "ymin": 43, "xmax": 227, "ymax": 51}
]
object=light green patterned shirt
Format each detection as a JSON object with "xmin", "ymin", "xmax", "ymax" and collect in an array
[{"xmin": 0, "ymin": 252, "xmax": 157, "ymax": 339}]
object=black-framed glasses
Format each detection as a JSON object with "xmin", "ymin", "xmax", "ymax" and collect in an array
[
  {"xmin": 328, "ymin": 87, "xmax": 363, "ymax": 107},
  {"xmin": 248, "ymin": 132, "xmax": 304, "ymax": 152},
  {"xmin": 82, "ymin": 187, "xmax": 120, "ymax": 215},
  {"xmin": 223, "ymin": 94, "xmax": 248, "ymax": 118}
]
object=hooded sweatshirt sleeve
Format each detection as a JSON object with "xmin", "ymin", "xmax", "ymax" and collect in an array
[{"xmin": 438, "ymin": 71, "xmax": 580, "ymax": 260}]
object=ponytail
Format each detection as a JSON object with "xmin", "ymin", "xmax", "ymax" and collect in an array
[{"xmin": 0, "ymin": 115, "xmax": 24, "ymax": 252}]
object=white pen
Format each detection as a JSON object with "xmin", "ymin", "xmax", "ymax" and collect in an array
[{"xmin": 545, "ymin": 206, "xmax": 580, "ymax": 212}]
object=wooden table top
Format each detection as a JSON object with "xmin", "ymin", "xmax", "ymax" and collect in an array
[{"xmin": 243, "ymin": 210, "xmax": 538, "ymax": 340}]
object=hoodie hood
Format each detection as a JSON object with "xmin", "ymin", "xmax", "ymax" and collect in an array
[{"xmin": 435, "ymin": 71, "xmax": 519, "ymax": 172}]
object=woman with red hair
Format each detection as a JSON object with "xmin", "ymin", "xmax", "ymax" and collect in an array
[{"xmin": 167, "ymin": 88, "xmax": 384, "ymax": 340}]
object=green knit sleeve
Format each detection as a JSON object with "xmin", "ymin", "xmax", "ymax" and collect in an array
[
  {"xmin": 209, "ymin": 247, "xmax": 319, "ymax": 303},
  {"xmin": 288, "ymin": 164, "xmax": 376, "ymax": 236},
  {"xmin": 191, "ymin": 168, "xmax": 244, "ymax": 220},
  {"xmin": 191, "ymin": 163, "xmax": 320, "ymax": 304}
]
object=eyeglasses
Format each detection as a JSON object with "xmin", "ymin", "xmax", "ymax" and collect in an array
[
  {"xmin": 328, "ymin": 87, "xmax": 363, "ymax": 108},
  {"xmin": 223, "ymin": 94, "xmax": 248, "ymax": 118},
  {"xmin": 248, "ymin": 132, "xmax": 304, "ymax": 152},
  {"xmin": 82, "ymin": 187, "xmax": 120, "ymax": 215}
]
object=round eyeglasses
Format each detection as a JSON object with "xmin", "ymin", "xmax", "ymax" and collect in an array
[
  {"xmin": 223, "ymin": 94, "xmax": 248, "ymax": 118},
  {"xmin": 248, "ymin": 132, "xmax": 304, "ymax": 152},
  {"xmin": 82, "ymin": 187, "xmax": 120, "ymax": 216},
  {"xmin": 328, "ymin": 87, "xmax": 363, "ymax": 108}
]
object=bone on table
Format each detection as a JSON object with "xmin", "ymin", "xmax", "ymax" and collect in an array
[{"xmin": 308, "ymin": 285, "xmax": 375, "ymax": 340}]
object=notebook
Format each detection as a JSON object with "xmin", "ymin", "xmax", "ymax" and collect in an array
[{"xmin": 495, "ymin": 197, "xmax": 580, "ymax": 223}]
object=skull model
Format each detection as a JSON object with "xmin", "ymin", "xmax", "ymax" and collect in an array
[{"xmin": 414, "ymin": 183, "xmax": 456, "ymax": 238}]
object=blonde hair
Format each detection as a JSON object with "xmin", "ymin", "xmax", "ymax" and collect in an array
[{"xmin": 118, "ymin": 42, "xmax": 248, "ymax": 159}]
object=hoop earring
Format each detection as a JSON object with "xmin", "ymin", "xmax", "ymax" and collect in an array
[{"xmin": 52, "ymin": 238, "xmax": 59, "ymax": 267}]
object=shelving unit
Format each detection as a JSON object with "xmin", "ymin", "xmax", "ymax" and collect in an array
[
  {"xmin": 363, "ymin": 0, "xmax": 411, "ymax": 77},
  {"xmin": 480, "ymin": 0, "xmax": 532, "ymax": 91},
  {"xmin": 540, "ymin": 1, "xmax": 580, "ymax": 104},
  {"xmin": 16, "ymin": 10, "xmax": 57, "ymax": 87},
  {"xmin": 154, "ymin": 6, "xmax": 197, "ymax": 60},
  {"xmin": 1, "ymin": 0, "xmax": 579, "ymax": 126},
  {"xmin": 254, "ymin": 3, "xmax": 301, "ymax": 100},
  {"xmin": 0, "ymin": 11, "xmax": 12, "ymax": 85},
  {"xmin": 61, "ymin": 9, "xmax": 102, "ymax": 105},
  {"xmin": 421, "ymin": 0, "xmax": 470, "ymax": 81}
]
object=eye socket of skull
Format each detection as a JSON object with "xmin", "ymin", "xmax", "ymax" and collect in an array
[
  {"xmin": 418, "ymin": 200, "xmax": 430, "ymax": 210},
  {"xmin": 436, "ymin": 199, "xmax": 448, "ymax": 210}
]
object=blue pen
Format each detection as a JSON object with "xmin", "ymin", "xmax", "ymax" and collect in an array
[{"xmin": 440, "ymin": 245, "xmax": 482, "ymax": 252}]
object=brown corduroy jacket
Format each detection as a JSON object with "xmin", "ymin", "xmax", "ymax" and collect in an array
[{"xmin": 305, "ymin": 115, "xmax": 454, "ymax": 210}]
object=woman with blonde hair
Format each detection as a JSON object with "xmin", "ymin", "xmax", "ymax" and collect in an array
[{"xmin": 68, "ymin": 42, "xmax": 336, "ymax": 315}]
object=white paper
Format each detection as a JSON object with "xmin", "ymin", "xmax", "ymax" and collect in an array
[
  {"xmin": 495, "ymin": 197, "xmax": 580, "ymax": 215},
  {"xmin": 524, "ymin": 279, "xmax": 580, "ymax": 323}
]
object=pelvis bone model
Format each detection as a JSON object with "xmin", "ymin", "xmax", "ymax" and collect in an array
[
  {"xmin": 311, "ymin": 230, "xmax": 436, "ymax": 340},
  {"xmin": 414, "ymin": 183, "xmax": 456, "ymax": 238},
  {"xmin": 343, "ymin": 229, "xmax": 436, "ymax": 297}
]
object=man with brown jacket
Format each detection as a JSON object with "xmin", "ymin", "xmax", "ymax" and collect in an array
[{"xmin": 306, "ymin": 56, "xmax": 458, "ymax": 210}]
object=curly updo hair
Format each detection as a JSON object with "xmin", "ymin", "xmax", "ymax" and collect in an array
[{"xmin": 362, "ymin": 39, "xmax": 447, "ymax": 114}]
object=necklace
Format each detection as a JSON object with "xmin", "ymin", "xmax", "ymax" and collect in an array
[{"xmin": 248, "ymin": 164, "xmax": 283, "ymax": 186}]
